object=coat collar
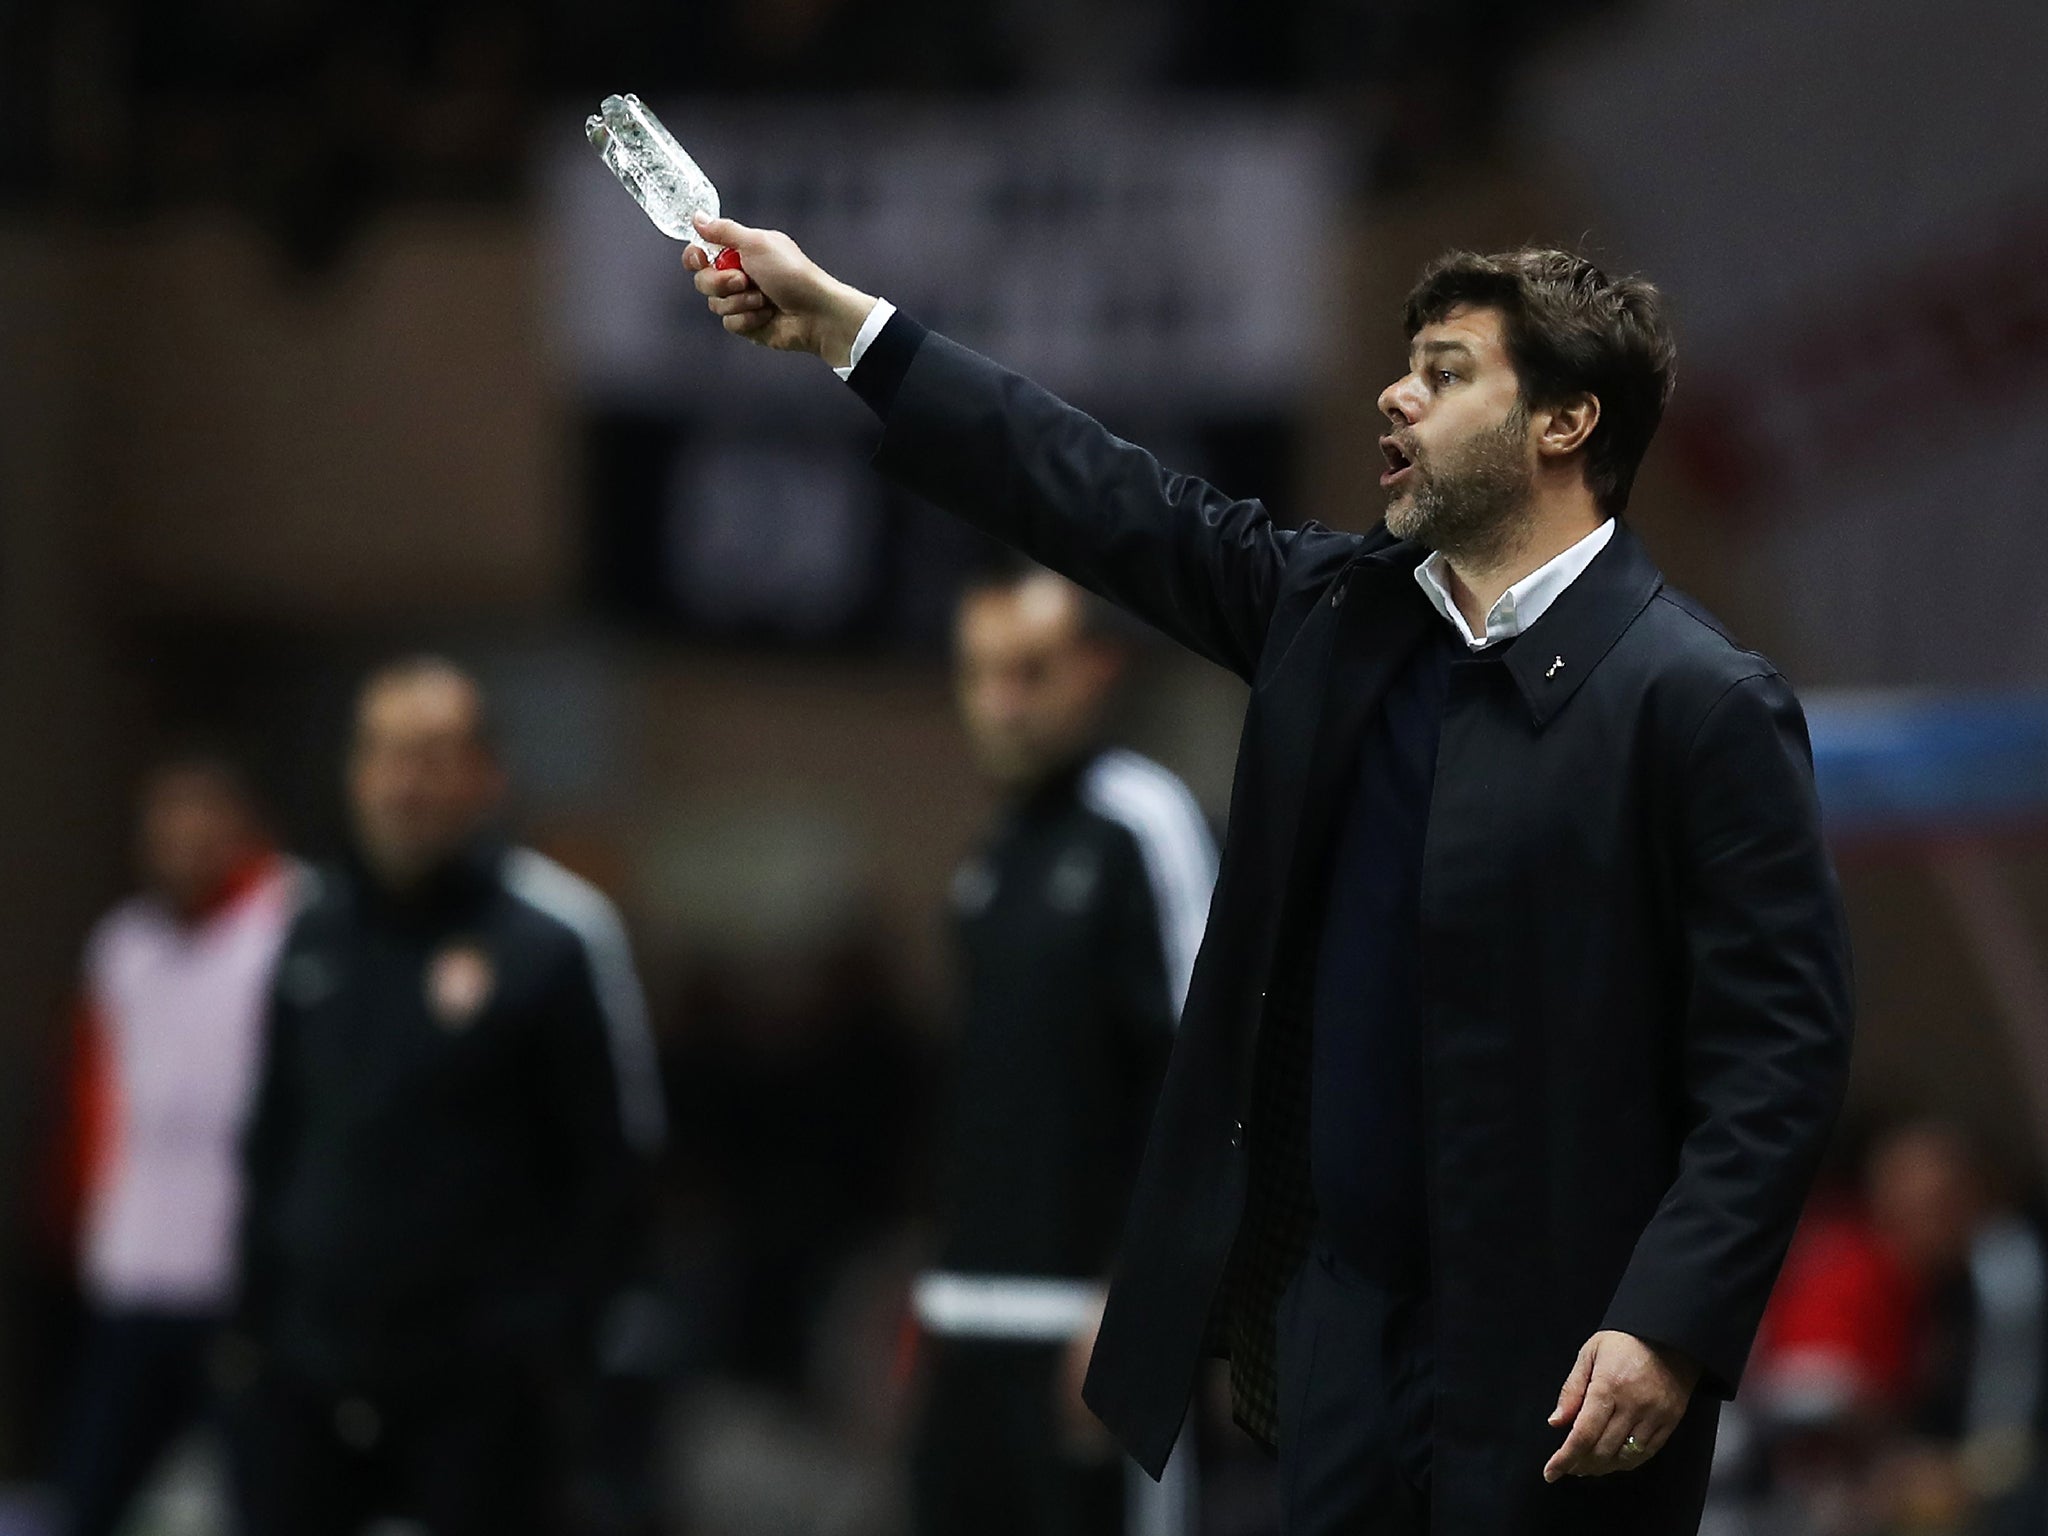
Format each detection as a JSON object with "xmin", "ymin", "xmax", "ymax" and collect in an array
[
  {"xmin": 1498, "ymin": 522, "xmax": 1663, "ymax": 727},
  {"xmin": 1343, "ymin": 521, "xmax": 1664, "ymax": 728}
]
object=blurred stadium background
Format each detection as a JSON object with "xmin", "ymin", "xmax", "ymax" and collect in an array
[{"xmin": 2, "ymin": 1, "xmax": 2047, "ymax": 1533}]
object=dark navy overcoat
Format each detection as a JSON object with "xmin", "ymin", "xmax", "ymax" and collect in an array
[{"xmin": 851, "ymin": 316, "xmax": 1854, "ymax": 1534}]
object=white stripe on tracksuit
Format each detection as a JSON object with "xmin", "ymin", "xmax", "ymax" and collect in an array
[
  {"xmin": 502, "ymin": 847, "xmax": 667, "ymax": 1157},
  {"xmin": 1081, "ymin": 749, "xmax": 1217, "ymax": 1014}
]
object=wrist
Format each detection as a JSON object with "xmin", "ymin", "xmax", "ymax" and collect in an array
[
  {"xmin": 1646, "ymin": 1337, "xmax": 1702, "ymax": 1391},
  {"xmin": 819, "ymin": 282, "xmax": 880, "ymax": 369}
]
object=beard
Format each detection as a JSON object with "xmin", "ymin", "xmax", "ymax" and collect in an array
[{"xmin": 1384, "ymin": 404, "xmax": 1533, "ymax": 568}]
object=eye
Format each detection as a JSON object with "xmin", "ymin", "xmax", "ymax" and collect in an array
[{"xmin": 1436, "ymin": 369, "xmax": 1459, "ymax": 386}]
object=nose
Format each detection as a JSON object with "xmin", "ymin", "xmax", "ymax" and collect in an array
[{"xmin": 1377, "ymin": 371, "xmax": 1421, "ymax": 425}]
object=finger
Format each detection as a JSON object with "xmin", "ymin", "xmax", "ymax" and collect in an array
[
  {"xmin": 1544, "ymin": 1390, "xmax": 1614, "ymax": 1483},
  {"xmin": 1641, "ymin": 1412, "xmax": 1680, "ymax": 1457},
  {"xmin": 693, "ymin": 270, "xmax": 755, "ymax": 303},
  {"xmin": 723, "ymin": 309, "xmax": 774, "ymax": 335},
  {"xmin": 693, "ymin": 212, "xmax": 761, "ymax": 249},
  {"xmin": 1550, "ymin": 1338, "xmax": 1597, "ymax": 1426},
  {"xmin": 707, "ymin": 290, "xmax": 767, "ymax": 317},
  {"xmin": 1606, "ymin": 1419, "xmax": 1667, "ymax": 1475},
  {"xmin": 682, "ymin": 245, "xmax": 709, "ymax": 273},
  {"xmin": 1591, "ymin": 1409, "xmax": 1642, "ymax": 1470}
]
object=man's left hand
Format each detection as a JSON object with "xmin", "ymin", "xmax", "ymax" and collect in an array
[{"xmin": 1543, "ymin": 1330, "xmax": 1700, "ymax": 1482}]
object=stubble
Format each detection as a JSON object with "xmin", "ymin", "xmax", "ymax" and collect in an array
[{"xmin": 1384, "ymin": 404, "xmax": 1534, "ymax": 569}]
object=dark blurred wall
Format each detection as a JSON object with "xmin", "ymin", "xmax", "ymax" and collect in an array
[
  {"xmin": 0, "ymin": 222, "xmax": 148, "ymax": 1470},
  {"xmin": 86, "ymin": 212, "xmax": 571, "ymax": 624}
]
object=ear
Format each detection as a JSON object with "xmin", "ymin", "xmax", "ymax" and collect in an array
[{"xmin": 1536, "ymin": 393, "xmax": 1600, "ymax": 462}]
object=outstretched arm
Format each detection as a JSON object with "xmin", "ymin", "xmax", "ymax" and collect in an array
[{"xmin": 683, "ymin": 215, "xmax": 1306, "ymax": 680}]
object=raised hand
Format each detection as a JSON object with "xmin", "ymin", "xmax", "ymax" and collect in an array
[{"xmin": 684, "ymin": 213, "xmax": 880, "ymax": 368}]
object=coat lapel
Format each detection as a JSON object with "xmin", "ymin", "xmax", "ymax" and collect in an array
[
  {"xmin": 1500, "ymin": 522, "xmax": 1665, "ymax": 727},
  {"xmin": 1287, "ymin": 543, "xmax": 1435, "ymax": 896}
]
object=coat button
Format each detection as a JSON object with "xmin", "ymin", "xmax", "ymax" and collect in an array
[{"xmin": 1229, "ymin": 1120, "xmax": 1245, "ymax": 1149}]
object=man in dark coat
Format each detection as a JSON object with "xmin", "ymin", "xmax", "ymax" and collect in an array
[
  {"xmin": 230, "ymin": 658, "xmax": 663, "ymax": 1536},
  {"xmin": 679, "ymin": 215, "xmax": 1854, "ymax": 1535}
]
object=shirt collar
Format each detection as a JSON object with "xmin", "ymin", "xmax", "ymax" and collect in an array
[{"xmin": 1412, "ymin": 518, "xmax": 1616, "ymax": 650}]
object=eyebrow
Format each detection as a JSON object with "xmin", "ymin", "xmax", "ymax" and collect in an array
[{"xmin": 1411, "ymin": 339, "xmax": 1477, "ymax": 366}]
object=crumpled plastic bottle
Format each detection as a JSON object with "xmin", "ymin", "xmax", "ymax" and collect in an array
[{"xmin": 586, "ymin": 94, "xmax": 726, "ymax": 260}]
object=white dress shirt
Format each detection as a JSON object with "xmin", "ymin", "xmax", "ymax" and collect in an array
[
  {"xmin": 832, "ymin": 298, "xmax": 897, "ymax": 381},
  {"xmin": 1412, "ymin": 518, "xmax": 1615, "ymax": 650}
]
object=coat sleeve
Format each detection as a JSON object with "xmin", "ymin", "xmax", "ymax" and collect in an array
[
  {"xmin": 852, "ymin": 313, "xmax": 1305, "ymax": 682},
  {"xmin": 1599, "ymin": 670, "xmax": 1855, "ymax": 1398}
]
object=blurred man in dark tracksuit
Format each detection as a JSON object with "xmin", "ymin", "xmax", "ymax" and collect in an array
[
  {"xmin": 909, "ymin": 568, "xmax": 1217, "ymax": 1536},
  {"xmin": 229, "ymin": 657, "xmax": 664, "ymax": 1536}
]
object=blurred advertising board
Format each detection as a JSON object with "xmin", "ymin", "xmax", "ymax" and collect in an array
[{"xmin": 542, "ymin": 99, "xmax": 1340, "ymax": 646}]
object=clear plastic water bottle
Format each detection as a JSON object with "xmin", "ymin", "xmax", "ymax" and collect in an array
[{"xmin": 585, "ymin": 94, "xmax": 727, "ymax": 260}]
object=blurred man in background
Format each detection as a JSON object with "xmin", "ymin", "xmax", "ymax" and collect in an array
[
  {"xmin": 229, "ymin": 656, "xmax": 664, "ymax": 1536},
  {"xmin": 1744, "ymin": 1121, "xmax": 2048, "ymax": 1535},
  {"xmin": 908, "ymin": 567, "xmax": 1217, "ymax": 1536},
  {"xmin": 57, "ymin": 755, "xmax": 296, "ymax": 1536}
]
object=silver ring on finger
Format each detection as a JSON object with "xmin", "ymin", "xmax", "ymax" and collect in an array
[{"xmin": 1620, "ymin": 1434, "xmax": 1647, "ymax": 1458}]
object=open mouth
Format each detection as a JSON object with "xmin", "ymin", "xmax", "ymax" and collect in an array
[{"xmin": 1379, "ymin": 437, "xmax": 1416, "ymax": 488}]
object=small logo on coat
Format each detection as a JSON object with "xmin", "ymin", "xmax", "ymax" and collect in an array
[{"xmin": 426, "ymin": 944, "xmax": 496, "ymax": 1030}]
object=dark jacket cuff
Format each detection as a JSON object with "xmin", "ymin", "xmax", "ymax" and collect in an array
[
  {"xmin": 845, "ymin": 309, "xmax": 927, "ymax": 419},
  {"xmin": 1600, "ymin": 1289, "xmax": 1743, "ymax": 1401}
]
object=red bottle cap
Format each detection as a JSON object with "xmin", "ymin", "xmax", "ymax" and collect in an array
[{"xmin": 713, "ymin": 247, "xmax": 745, "ymax": 272}]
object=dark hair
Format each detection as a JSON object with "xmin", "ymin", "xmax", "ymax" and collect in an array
[
  {"xmin": 141, "ymin": 748, "xmax": 259, "ymax": 812},
  {"xmin": 959, "ymin": 557, "xmax": 1142, "ymax": 649},
  {"xmin": 1403, "ymin": 249, "xmax": 1676, "ymax": 516}
]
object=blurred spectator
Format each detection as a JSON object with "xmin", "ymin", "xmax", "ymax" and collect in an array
[
  {"xmin": 227, "ymin": 656, "xmax": 664, "ymax": 1536},
  {"xmin": 1739, "ymin": 1121, "xmax": 2048, "ymax": 1535},
  {"xmin": 906, "ymin": 568, "xmax": 1216, "ymax": 1536},
  {"xmin": 54, "ymin": 754, "xmax": 296, "ymax": 1536}
]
